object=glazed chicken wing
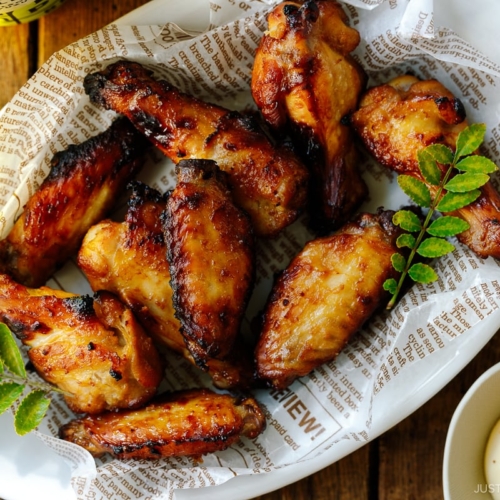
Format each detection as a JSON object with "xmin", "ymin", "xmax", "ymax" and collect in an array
[
  {"xmin": 0, "ymin": 117, "xmax": 148, "ymax": 287},
  {"xmin": 163, "ymin": 160, "xmax": 255, "ymax": 364},
  {"xmin": 59, "ymin": 388, "xmax": 266, "ymax": 460},
  {"xmin": 83, "ymin": 59, "xmax": 309, "ymax": 237},
  {"xmin": 78, "ymin": 182, "xmax": 182, "ymax": 353},
  {"xmin": 0, "ymin": 274, "xmax": 163, "ymax": 414},
  {"xmin": 251, "ymin": 0, "xmax": 367, "ymax": 232},
  {"xmin": 78, "ymin": 180, "xmax": 254, "ymax": 389},
  {"xmin": 350, "ymin": 74, "xmax": 500, "ymax": 259},
  {"xmin": 255, "ymin": 210, "xmax": 402, "ymax": 389}
]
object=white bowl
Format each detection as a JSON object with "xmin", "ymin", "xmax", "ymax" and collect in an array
[{"xmin": 443, "ymin": 362, "xmax": 500, "ymax": 500}]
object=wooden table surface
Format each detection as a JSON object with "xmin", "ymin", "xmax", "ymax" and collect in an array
[{"xmin": 1, "ymin": 1, "xmax": 500, "ymax": 499}]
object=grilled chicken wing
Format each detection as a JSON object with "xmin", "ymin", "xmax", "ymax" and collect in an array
[
  {"xmin": 0, "ymin": 274, "xmax": 163, "ymax": 414},
  {"xmin": 83, "ymin": 59, "xmax": 309, "ymax": 237},
  {"xmin": 78, "ymin": 180, "xmax": 254, "ymax": 389},
  {"xmin": 78, "ymin": 182, "xmax": 183, "ymax": 352},
  {"xmin": 163, "ymin": 160, "xmax": 255, "ymax": 364},
  {"xmin": 350, "ymin": 74, "xmax": 500, "ymax": 259},
  {"xmin": 255, "ymin": 210, "xmax": 401, "ymax": 389},
  {"xmin": 0, "ymin": 118, "xmax": 148, "ymax": 287},
  {"xmin": 59, "ymin": 388, "xmax": 266, "ymax": 460},
  {"xmin": 251, "ymin": 0, "xmax": 367, "ymax": 232}
]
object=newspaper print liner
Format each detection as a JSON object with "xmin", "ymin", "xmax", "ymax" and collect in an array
[{"xmin": 1, "ymin": 0, "xmax": 500, "ymax": 498}]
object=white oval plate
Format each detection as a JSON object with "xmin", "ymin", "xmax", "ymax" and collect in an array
[{"xmin": 1, "ymin": 1, "xmax": 500, "ymax": 499}]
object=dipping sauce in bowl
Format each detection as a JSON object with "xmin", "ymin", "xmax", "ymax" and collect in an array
[
  {"xmin": 444, "ymin": 362, "xmax": 500, "ymax": 499},
  {"xmin": 485, "ymin": 419, "xmax": 500, "ymax": 499}
]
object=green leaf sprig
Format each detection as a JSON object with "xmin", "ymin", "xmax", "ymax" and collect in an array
[
  {"xmin": 384, "ymin": 123, "xmax": 498, "ymax": 310},
  {"xmin": 0, "ymin": 323, "xmax": 63, "ymax": 435}
]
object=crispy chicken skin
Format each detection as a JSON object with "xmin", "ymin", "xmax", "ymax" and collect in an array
[
  {"xmin": 0, "ymin": 274, "xmax": 163, "ymax": 414},
  {"xmin": 251, "ymin": 0, "xmax": 367, "ymax": 232},
  {"xmin": 78, "ymin": 181, "xmax": 254, "ymax": 389},
  {"xmin": 83, "ymin": 59, "xmax": 309, "ymax": 237},
  {"xmin": 350, "ymin": 74, "xmax": 500, "ymax": 259},
  {"xmin": 255, "ymin": 210, "xmax": 401, "ymax": 389},
  {"xmin": 59, "ymin": 388, "xmax": 266, "ymax": 460},
  {"xmin": 78, "ymin": 182, "xmax": 183, "ymax": 353},
  {"xmin": 0, "ymin": 118, "xmax": 148, "ymax": 287},
  {"xmin": 163, "ymin": 160, "xmax": 255, "ymax": 362}
]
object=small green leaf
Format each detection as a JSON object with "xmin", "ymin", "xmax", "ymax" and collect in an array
[
  {"xmin": 393, "ymin": 210, "xmax": 422, "ymax": 232},
  {"xmin": 424, "ymin": 144, "xmax": 454, "ymax": 165},
  {"xmin": 455, "ymin": 155, "xmax": 498, "ymax": 174},
  {"xmin": 408, "ymin": 263, "xmax": 438, "ymax": 283},
  {"xmin": 386, "ymin": 123, "xmax": 495, "ymax": 310},
  {"xmin": 383, "ymin": 278, "xmax": 398, "ymax": 295},
  {"xmin": 397, "ymin": 175, "xmax": 432, "ymax": 207},
  {"xmin": 391, "ymin": 253, "xmax": 406, "ymax": 273},
  {"xmin": 437, "ymin": 189, "xmax": 481, "ymax": 212},
  {"xmin": 14, "ymin": 390, "xmax": 51, "ymax": 436},
  {"xmin": 417, "ymin": 237, "xmax": 455, "ymax": 258},
  {"xmin": 417, "ymin": 149, "xmax": 442, "ymax": 186},
  {"xmin": 0, "ymin": 383, "xmax": 25, "ymax": 416},
  {"xmin": 427, "ymin": 216, "xmax": 470, "ymax": 237},
  {"xmin": 0, "ymin": 323, "xmax": 26, "ymax": 378},
  {"xmin": 397, "ymin": 233, "xmax": 416, "ymax": 249},
  {"xmin": 454, "ymin": 123, "xmax": 486, "ymax": 160},
  {"xmin": 444, "ymin": 173, "xmax": 489, "ymax": 193}
]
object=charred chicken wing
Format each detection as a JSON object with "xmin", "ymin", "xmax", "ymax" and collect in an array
[
  {"xmin": 59, "ymin": 388, "xmax": 266, "ymax": 460},
  {"xmin": 78, "ymin": 180, "xmax": 254, "ymax": 389},
  {"xmin": 0, "ymin": 274, "xmax": 163, "ymax": 414},
  {"xmin": 163, "ymin": 160, "xmax": 255, "ymax": 366},
  {"xmin": 255, "ymin": 210, "xmax": 402, "ymax": 389},
  {"xmin": 252, "ymin": 0, "xmax": 367, "ymax": 231},
  {"xmin": 350, "ymin": 74, "xmax": 500, "ymax": 259},
  {"xmin": 0, "ymin": 117, "xmax": 148, "ymax": 287},
  {"xmin": 78, "ymin": 182, "xmax": 183, "ymax": 353},
  {"xmin": 83, "ymin": 59, "xmax": 309, "ymax": 237}
]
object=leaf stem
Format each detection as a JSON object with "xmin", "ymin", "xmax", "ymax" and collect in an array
[{"xmin": 386, "ymin": 163, "xmax": 455, "ymax": 310}]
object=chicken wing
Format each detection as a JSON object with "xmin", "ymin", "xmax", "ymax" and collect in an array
[
  {"xmin": 78, "ymin": 182, "xmax": 182, "ymax": 351},
  {"xmin": 0, "ymin": 117, "xmax": 149, "ymax": 287},
  {"xmin": 59, "ymin": 388, "xmax": 266, "ymax": 460},
  {"xmin": 83, "ymin": 59, "xmax": 309, "ymax": 237},
  {"xmin": 0, "ymin": 274, "xmax": 163, "ymax": 414},
  {"xmin": 350, "ymin": 74, "xmax": 500, "ymax": 259},
  {"xmin": 78, "ymin": 180, "xmax": 255, "ymax": 389},
  {"xmin": 251, "ymin": 0, "xmax": 367, "ymax": 232},
  {"xmin": 255, "ymin": 210, "xmax": 402, "ymax": 389},
  {"xmin": 163, "ymin": 160, "xmax": 255, "ymax": 361}
]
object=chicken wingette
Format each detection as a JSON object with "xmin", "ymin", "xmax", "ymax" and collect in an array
[
  {"xmin": 78, "ymin": 182, "xmax": 182, "ymax": 353},
  {"xmin": 251, "ymin": 0, "xmax": 367, "ymax": 232},
  {"xmin": 163, "ymin": 160, "xmax": 255, "ymax": 369},
  {"xmin": 0, "ymin": 117, "xmax": 148, "ymax": 287},
  {"xmin": 59, "ymin": 388, "xmax": 266, "ymax": 460},
  {"xmin": 83, "ymin": 59, "xmax": 309, "ymax": 237},
  {"xmin": 350, "ymin": 74, "xmax": 500, "ymax": 259},
  {"xmin": 255, "ymin": 210, "xmax": 402, "ymax": 389},
  {"xmin": 78, "ymin": 180, "xmax": 255, "ymax": 389},
  {"xmin": 0, "ymin": 274, "xmax": 163, "ymax": 414}
]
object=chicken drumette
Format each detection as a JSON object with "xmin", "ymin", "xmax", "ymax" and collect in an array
[
  {"xmin": 350, "ymin": 74, "xmax": 500, "ymax": 259},
  {"xmin": 83, "ymin": 60, "xmax": 309, "ymax": 237},
  {"xmin": 0, "ymin": 117, "xmax": 148, "ymax": 287},
  {"xmin": 252, "ymin": 0, "xmax": 367, "ymax": 232},
  {"xmin": 0, "ymin": 274, "xmax": 163, "ymax": 414}
]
